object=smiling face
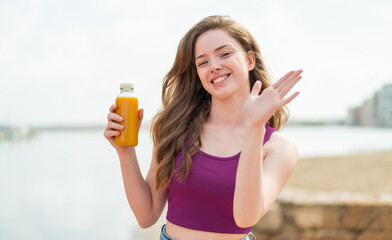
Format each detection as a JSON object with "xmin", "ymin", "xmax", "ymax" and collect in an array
[{"xmin": 194, "ymin": 29, "xmax": 255, "ymax": 100}]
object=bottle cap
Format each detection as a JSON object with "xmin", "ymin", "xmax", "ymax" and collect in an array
[{"xmin": 120, "ymin": 83, "xmax": 134, "ymax": 89}]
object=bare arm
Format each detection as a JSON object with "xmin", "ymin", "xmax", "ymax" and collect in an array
[
  {"xmin": 117, "ymin": 147, "xmax": 167, "ymax": 228},
  {"xmin": 257, "ymin": 133, "xmax": 298, "ymax": 220},
  {"xmin": 233, "ymin": 70, "xmax": 302, "ymax": 227},
  {"xmin": 234, "ymin": 130, "xmax": 298, "ymax": 227},
  {"xmin": 104, "ymin": 105, "xmax": 167, "ymax": 228}
]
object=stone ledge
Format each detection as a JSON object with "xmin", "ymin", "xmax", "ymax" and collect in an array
[
  {"xmin": 301, "ymin": 229, "xmax": 355, "ymax": 240},
  {"xmin": 357, "ymin": 231, "xmax": 392, "ymax": 240},
  {"xmin": 253, "ymin": 194, "xmax": 392, "ymax": 240},
  {"xmin": 278, "ymin": 187, "xmax": 392, "ymax": 206}
]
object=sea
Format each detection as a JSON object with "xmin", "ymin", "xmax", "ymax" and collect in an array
[{"xmin": 0, "ymin": 125, "xmax": 391, "ymax": 240}]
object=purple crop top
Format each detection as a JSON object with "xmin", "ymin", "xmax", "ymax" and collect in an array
[{"xmin": 166, "ymin": 124, "xmax": 277, "ymax": 234}]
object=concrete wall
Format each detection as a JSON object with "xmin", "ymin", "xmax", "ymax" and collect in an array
[{"xmin": 253, "ymin": 200, "xmax": 392, "ymax": 240}]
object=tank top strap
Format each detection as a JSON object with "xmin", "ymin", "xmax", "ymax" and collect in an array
[{"xmin": 264, "ymin": 124, "xmax": 277, "ymax": 144}]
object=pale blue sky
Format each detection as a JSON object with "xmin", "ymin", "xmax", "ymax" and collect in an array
[{"xmin": 1, "ymin": 0, "xmax": 391, "ymax": 126}]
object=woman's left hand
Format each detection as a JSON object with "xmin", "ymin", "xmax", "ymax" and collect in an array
[{"xmin": 242, "ymin": 69, "xmax": 303, "ymax": 128}]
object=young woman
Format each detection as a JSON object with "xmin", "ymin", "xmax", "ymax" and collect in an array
[{"xmin": 104, "ymin": 15, "xmax": 302, "ymax": 240}]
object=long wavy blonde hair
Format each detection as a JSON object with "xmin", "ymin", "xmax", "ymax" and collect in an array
[{"xmin": 151, "ymin": 15, "xmax": 289, "ymax": 190}]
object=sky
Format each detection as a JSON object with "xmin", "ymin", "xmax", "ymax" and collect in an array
[{"xmin": 1, "ymin": 0, "xmax": 392, "ymax": 126}]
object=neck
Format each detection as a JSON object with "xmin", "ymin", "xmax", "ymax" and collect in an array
[{"xmin": 208, "ymin": 93, "xmax": 248, "ymax": 128}]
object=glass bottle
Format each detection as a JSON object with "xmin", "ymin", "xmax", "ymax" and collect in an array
[{"xmin": 115, "ymin": 83, "xmax": 138, "ymax": 146}]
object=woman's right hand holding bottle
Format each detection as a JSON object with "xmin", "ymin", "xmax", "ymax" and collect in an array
[{"xmin": 104, "ymin": 104, "xmax": 144, "ymax": 154}]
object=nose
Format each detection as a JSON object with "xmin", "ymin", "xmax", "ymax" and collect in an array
[{"xmin": 209, "ymin": 58, "xmax": 223, "ymax": 73}]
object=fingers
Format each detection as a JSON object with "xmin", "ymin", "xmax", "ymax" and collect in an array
[
  {"xmin": 251, "ymin": 81, "xmax": 262, "ymax": 96},
  {"xmin": 105, "ymin": 104, "xmax": 123, "ymax": 140},
  {"xmin": 282, "ymin": 70, "xmax": 302, "ymax": 89},
  {"xmin": 107, "ymin": 104, "xmax": 123, "ymax": 125},
  {"xmin": 282, "ymin": 91, "xmax": 300, "ymax": 105},
  {"xmin": 107, "ymin": 112, "xmax": 123, "ymax": 123},
  {"xmin": 138, "ymin": 108, "xmax": 144, "ymax": 121},
  {"xmin": 273, "ymin": 69, "xmax": 302, "ymax": 90},
  {"xmin": 272, "ymin": 70, "xmax": 294, "ymax": 89},
  {"xmin": 106, "ymin": 106, "xmax": 144, "ymax": 137},
  {"xmin": 138, "ymin": 108, "xmax": 144, "ymax": 129},
  {"xmin": 104, "ymin": 120, "xmax": 124, "ymax": 138},
  {"xmin": 280, "ymin": 74, "xmax": 302, "ymax": 97},
  {"xmin": 106, "ymin": 121, "xmax": 124, "ymax": 131},
  {"xmin": 103, "ymin": 129, "xmax": 120, "ymax": 139},
  {"xmin": 275, "ymin": 69, "xmax": 302, "ymax": 98},
  {"xmin": 109, "ymin": 104, "xmax": 117, "ymax": 113}
]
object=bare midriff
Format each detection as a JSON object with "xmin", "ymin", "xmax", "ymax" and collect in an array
[{"xmin": 165, "ymin": 221, "xmax": 247, "ymax": 240}]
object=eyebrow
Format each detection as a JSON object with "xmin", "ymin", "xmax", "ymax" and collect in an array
[{"xmin": 195, "ymin": 44, "xmax": 231, "ymax": 61}]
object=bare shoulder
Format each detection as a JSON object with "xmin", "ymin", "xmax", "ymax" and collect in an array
[
  {"xmin": 264, "ymin": 130, "xmax": 298, "ymax": 169},
  {"xmin": 267, "ymin": 130, "xmax": 298, "ymax": 151}
]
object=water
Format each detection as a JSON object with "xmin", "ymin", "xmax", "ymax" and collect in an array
[
  {"xmin": 281, "ymin": 125, "xmax": 392, "ymax": 158},
  {"xmin": 0, "ymin": 130, "xmax": 155, "ymax": 240},
  {"xmin": 0, "ymin": 126, "xmax": 391, "ymax": 239}
]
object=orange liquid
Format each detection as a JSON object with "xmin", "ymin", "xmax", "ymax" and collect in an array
[{"xmin": 115, "ymin": 96, "xmax": 138, "ymax": 146}]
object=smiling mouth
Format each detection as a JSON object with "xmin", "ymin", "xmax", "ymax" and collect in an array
[{"xmin": 211, "ymin": 74, "xmax": 230, "ymax": 84}]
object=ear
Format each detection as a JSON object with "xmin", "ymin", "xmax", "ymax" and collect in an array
[{"xmin": 246, "ymin": 51, "xmax": 256, "ymax": 71}]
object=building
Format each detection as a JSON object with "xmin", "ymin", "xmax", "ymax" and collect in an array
[
  {"xmin": 375, "ymin": 84, "xmax": 392, "ymax": 127},
  {"xmin": 347, "ymin": 83, "xmax": 392, "ymax": 127},
  {"xmin": 347, "ymin": 106, "xmax": 361, "ymax": 125}
]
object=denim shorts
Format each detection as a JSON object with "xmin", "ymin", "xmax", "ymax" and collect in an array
[{"xmin": 159, "ymin": 224, "xmax": 256, "ymax": 240}]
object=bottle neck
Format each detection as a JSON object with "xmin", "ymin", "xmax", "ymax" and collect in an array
[
  {"xmin": 120, "ymin": 88, "xmax": 134, "ymax": 93},
  {"xmin": 119, "ymin": 88, "xmax": 135, "ymax": 97}
]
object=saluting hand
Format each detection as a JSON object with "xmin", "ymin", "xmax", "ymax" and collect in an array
[{"xmin": 242, "ymin": 70, "xmax": 303, "ymax": 128}]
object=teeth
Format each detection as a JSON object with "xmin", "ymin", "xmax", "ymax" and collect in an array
[{"xmin": 212, "ymin": 75, "xmax": 229, "ymax": 84}]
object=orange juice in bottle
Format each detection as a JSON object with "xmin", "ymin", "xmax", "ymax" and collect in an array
[{"xmin": 115, "ymin": 83, "xmax": 138, "ymax": 146}]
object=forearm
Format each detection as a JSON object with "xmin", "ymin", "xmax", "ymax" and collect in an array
[
  {"xmin": 233, "ymin": 124, "xmax": 265, "ymax": 227},
  {"xmin": 118, "ymin": 148, "xmax": 155, "ymax": 227}
]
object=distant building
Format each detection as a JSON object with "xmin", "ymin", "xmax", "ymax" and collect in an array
[
  {"xmin": 347, "ymin": 83, "xmax": 392, "ymax": 127},
  {"xmin": 376, "ymin": 84, "xmax": 392, "ymax": 127},
  {"xmin": 347, "ymin": 107, "xmax": 361, "ymax": 125},
  {"xmin": 361, "ymin": 98, "xmax": 375, "ymax": 126}
]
